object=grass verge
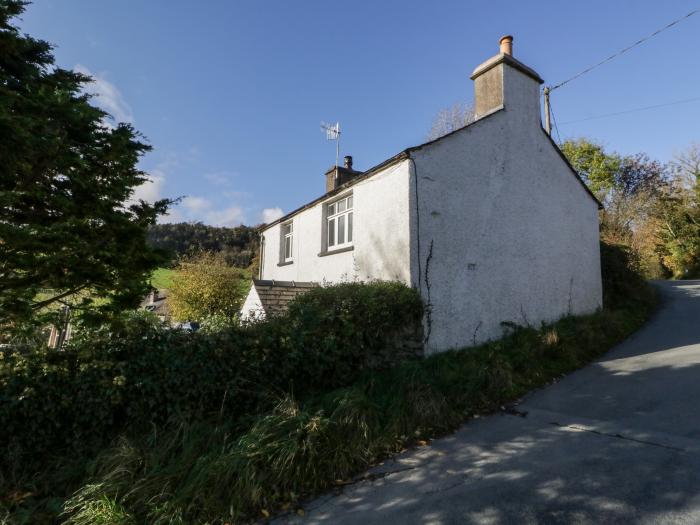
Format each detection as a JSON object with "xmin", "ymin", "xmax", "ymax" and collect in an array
[
  {"xmin": 47, "ymin": 288, "xmax": 657, "ymax": 525},
  {"xmin": 149, "ymin": 267, "xmax": 175, "ymax": 289}
]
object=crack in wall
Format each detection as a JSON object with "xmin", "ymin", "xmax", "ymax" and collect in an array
[
  {"xmin": 472, "ymin": 320, "xmax": 483, "ymax": 345},
  {"xmin": 423, "ymin": 239, "xmax": 434, "ymax": 345},
  {"xmin": 568, "ymin": 276, "xmax": 574, "ymax": 315}
]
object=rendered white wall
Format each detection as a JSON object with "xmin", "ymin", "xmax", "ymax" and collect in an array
[
  {"xmin": 411, "ymin": 62, "xmax": 602, "ymax": 353},
  {"xmin": 240, "ymin": 284, "xmax": 265, "ymax": 321},
  {"xmin": 260, "ymin": 160, "xmax": 413, "ymax": 285},
  {"xmin": 255, "ymin": 59, "xmax": 602, "ymax": 355}
]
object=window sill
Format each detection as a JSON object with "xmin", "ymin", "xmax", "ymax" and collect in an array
[
  {"xmin": 318, "ymin": 245, "xmax": 354, "ymax": 257},
  {"xmin": 277, "ymin": 260, "xmax": 294, "ymax": 267}
]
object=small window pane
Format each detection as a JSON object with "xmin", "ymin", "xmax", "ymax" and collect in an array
[
  {"xmin": 348, "ymin": 212, "xmax": 353, "ymax": 242},
  {"xmin": 338, "ymin": 214, "xmax": 345, "ymax": 244},
  {"xmin": 338, "ymin": 199, "xmax": 346, "ymax": 212},
  {"xmin": 285, "ymin": 237, "xmax": 291, "ymax": 259},
  {"xmin": 328, "ymin": 203, "xmax": 335, "ymax": 216},
  {"xmin": 347, "ymin": 195, "xmax": 353, "ymax": 208},
  {"xmin": 328, "ymin": 218, "xmax": 335, "ymax": 246}
]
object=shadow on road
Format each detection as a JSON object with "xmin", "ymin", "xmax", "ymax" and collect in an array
[{"xmin": 276, "ymin": 280, "xmax": 700, "ymax": 525}]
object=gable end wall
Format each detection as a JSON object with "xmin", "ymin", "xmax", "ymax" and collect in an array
[{"xmin": 411, "ymin": 102, "xmax": 602, "ymax": 353}]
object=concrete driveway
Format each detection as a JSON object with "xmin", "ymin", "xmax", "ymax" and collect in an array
[{"xmin": 275, "ymin": 280, "xmax": 700, "ymax": 525}]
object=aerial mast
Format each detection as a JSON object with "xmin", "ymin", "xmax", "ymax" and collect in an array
[{"xmin": 320, "ymin": 121, "xmax": 341, "ymax": 166}]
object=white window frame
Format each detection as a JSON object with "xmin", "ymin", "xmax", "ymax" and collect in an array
[
  {"xmin": 326, "ymin": 194, "xmax": 353, "ymax": 250},
  {"xmin": 282, "ymin": 221, "xmax": 293, "ymax": 262}
]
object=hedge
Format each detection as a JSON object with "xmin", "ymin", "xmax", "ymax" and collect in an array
[{"xmin": 0, "ymin": 281, "xmax": 423, "ymax": 467}]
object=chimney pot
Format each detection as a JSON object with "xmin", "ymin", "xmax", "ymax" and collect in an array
[
  {"xmin": 499, "ymin": 35, "xmax": 513, "ymax": 56},
  {"xmin": 343, "ymin": 155, "xmax": 353, "ymax": 169}
]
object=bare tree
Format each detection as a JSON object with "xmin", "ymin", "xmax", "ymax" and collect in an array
[
  {"xmin": 672, "ymin": 142, "xmax": 700, "ymax": 193},
  {"xmin": 427, "ymin": 101, "xmax": 475, "ymax": 141}
]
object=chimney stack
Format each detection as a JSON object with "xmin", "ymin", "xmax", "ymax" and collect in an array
[
  {"xmin": 325, "ymin": 155, "xmax": 362, "ymax": 192},
  {"xmin": 471, "ymin": 35, "xmax": 544, "ymax": 121},
  {"xmin": 499, "ymin": 35, "xmax": 513, "ymax": 56}
]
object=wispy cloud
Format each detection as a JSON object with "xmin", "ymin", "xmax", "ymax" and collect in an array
[
  {"xmin": 261, "ymin": 207, "xmax": 284, "ymax": 223},
  {"xmin": 223, "ymin": 190, "xmax": 252, "ymax": 200},
  {"xmin": 136, "ymin": 155, "xmax": 267, "ymax": 228},
  {"xmin": 130, "ymin": 169, "xmax": 165, "ymax": 204},
  {"xmin": 74, "ymin": 63, "xmax": 134, "ymax": 123},
  {"xmin": 160, "ymin": 194, "xmax": 247, "ymax": 227},
  {"xmin": 182, "ymin": 196, "xmax": 211, "ymax": 212},
  {"xmin": 204, "ymin": 172, "xmax": 234, "ymax": 186},
  {"xmin": 206, "ymin": 206, "xmax": 246, "ymax": 227}
]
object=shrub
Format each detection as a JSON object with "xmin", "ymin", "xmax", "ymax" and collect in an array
[
  {"xmin": 600, "ymin": 240, "xmax": 655, "ymax": 309},
  {"xmin": 268, "ymin": 281, "xmax": 424, "ymax": 392},
  {"xmin": 4, "ymin": 271, "xmax": 657, "ymax": 524},
  {"xmin": 0, "ymin": 282, "xmax": 423, "ymax": 474},
  {"xmin": 168, "ymin": 252, "xmax": 251, "ymax": 322},
  {"xmin": 62, "ymin": 290, "xmax": 656, "ymax": 524}
]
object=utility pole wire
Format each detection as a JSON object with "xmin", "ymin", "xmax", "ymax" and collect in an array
[
  {"xmin": 559, "ymin": 95, "xmax": 700, "ymax": 125},
  {"xmin": 550, "ymin": 101, "xmax": 562, "ymax": 145},
  {"xmin": 550, "ymin": 8, "xmax": 699, "ymax": 91}
]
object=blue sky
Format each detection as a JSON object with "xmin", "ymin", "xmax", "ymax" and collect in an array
[{"xmin": 18, "ymin": 1, "xmax": 700, "ymax": 226}]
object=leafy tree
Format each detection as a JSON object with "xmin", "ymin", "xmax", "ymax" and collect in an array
[
  {"xmin": 561, "ymin": 138, "xmax": 671, "ymax": 277},
  {"xmin": 147, "ymin": 222, "xmax": 260, "ymax": 268},
  {"xmin": 0, "ymin": 1, "xmax": 172, "ymax": 325},
  {"xmin": 560, "ymin": 138, "xmax": 622, "ymax": 196},
  {"xmin": 654, "ymin": 144, "xmax": 700, "ymax": 277},
  {"xmin": 168, "ymin": 252, "xmax": 250, "ymax": 322}
]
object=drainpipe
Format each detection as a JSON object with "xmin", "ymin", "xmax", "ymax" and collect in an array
[{"xmin": 258, "ymin": 233, "xmax": 264, "ymax": 280}]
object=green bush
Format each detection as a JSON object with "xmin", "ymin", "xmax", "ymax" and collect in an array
[
  {"xmin": 0, "ymin": 282, "xmax": 423, "ymax": 473},
  {"xmin": 3, "ymin": 255, "xmax": 657, "ymax": 524},
  {"xmin": 60, "ymin": 290, "xmax": 656, "ymax": 524},
  {"xmin": 600, "ymin": 240, "xmax": 654, "ymax": 309}
]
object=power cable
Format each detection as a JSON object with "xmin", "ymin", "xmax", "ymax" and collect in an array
[
  {"xmin": 550, "ymin": 101, "xmax": 562, "ymax": 144},
  {"xmin": 559, "ymin": 95, "xmax": 700, "ymax": 125},
  {"xmin": 550, "ymin": 8, "xmax": 699, "ymax": 91}
]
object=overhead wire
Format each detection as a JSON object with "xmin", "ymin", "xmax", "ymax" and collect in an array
[
  {"xmin": 544, "ymin": 7, "xmax": 699, "ymax": 137},
  {"xmin": 550, "ymin": 101, "xmax": 562, "ymax": 144},
  {"xmin": 558, "ymin": 96, "xmax": 700, "ymax": 125},
  {"xmin": 550, "ymin": 7, "xmax": 699, "ymax": 91}
]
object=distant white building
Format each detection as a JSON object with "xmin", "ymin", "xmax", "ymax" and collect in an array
[{"xmin": 241, "ymin": 36, "xmax": 602, "ymax": 353}]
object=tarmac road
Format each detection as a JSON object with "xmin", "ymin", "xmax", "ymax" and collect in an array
[{"xmin": 275, "ymin": 280, "xmax": 700, "ymax": 525}]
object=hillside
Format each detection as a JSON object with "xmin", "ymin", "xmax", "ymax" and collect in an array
[{"xmin": 148, "ymin": 222, "xmax": 260, "ymax": 267}]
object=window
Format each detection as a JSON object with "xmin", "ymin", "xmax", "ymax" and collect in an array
[
  {"xmin": 327, "ymin": 194, "xmax": 353, "ymax": 250},
  {"xmin": 282, "ymin": 222, "xmax": 293, "ymax": 262}
]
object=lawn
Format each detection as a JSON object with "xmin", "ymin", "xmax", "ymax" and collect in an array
[{"xmin": 150, "ymin": 267, "xmax": 175, "ymax": 289}]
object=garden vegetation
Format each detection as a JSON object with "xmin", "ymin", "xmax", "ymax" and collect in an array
[
  {"xmin": 0, "ymin": 2, "xmax": 669, "ymax": 523},
  {"xmin": 0, "ymin": 246, "xmax": 656, "ymax": 524}
]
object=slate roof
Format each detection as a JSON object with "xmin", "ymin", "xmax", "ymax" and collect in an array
[{"xmin": 253, "ymin": 279, "xmax": 316, "ymax": 317}]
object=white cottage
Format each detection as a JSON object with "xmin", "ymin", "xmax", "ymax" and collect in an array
[{"xmin": 241, "ymin": 36, "xmax": 603, "ymax": 353}]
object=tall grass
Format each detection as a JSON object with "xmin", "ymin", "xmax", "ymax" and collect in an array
[{"xmin": 56, "ymin": 295, "xmax": 655, "ymax": 525}]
